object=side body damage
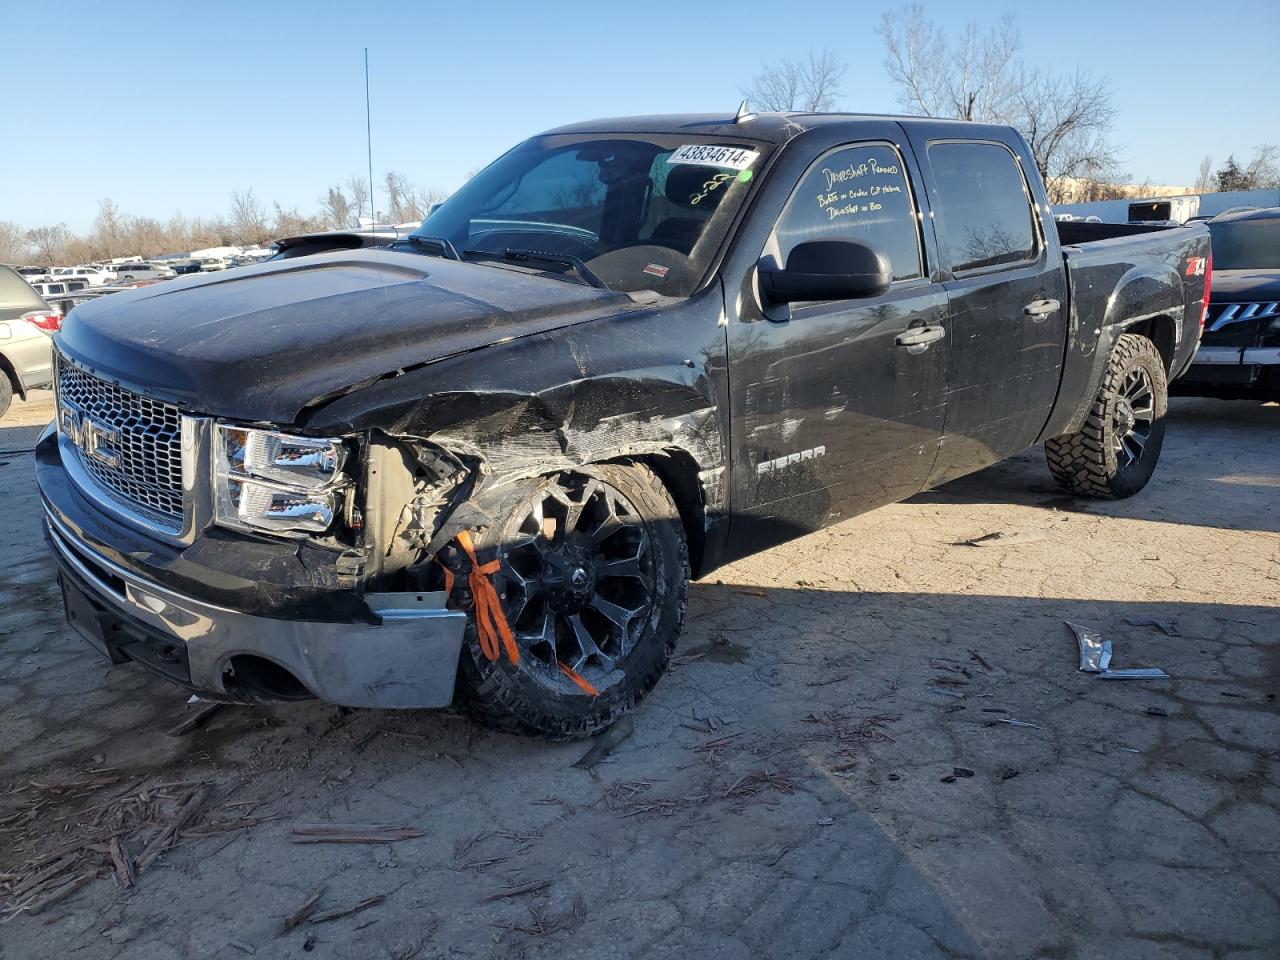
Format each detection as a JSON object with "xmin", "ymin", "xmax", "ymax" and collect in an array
[{"xmin": 313, "ymin": 288, "xmax": 732, "ymax": 596}]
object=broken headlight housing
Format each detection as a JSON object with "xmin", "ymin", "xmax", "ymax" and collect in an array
[{"xmin": 213, "ymin": 425, "xmax": 351, "ymax": 535}]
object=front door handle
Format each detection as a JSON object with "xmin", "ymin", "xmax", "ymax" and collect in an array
[
  {"xmin": 1024, "ymin": 298, "xmax": 1061, "ymax": 319},
  {"xmin": 895, "ymin": 325, "xmax": 946, "ymax": 349}
]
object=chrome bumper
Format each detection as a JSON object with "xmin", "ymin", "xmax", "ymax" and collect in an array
[
  {"xmin": 1191, "ymin": 346, "xmax": 1280, "ymax": 366},
  {"xmin": 45, "ymin": 507, "xmax": 467, "ymax": 709}
]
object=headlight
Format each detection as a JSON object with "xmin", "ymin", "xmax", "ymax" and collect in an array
[{"xmin": 214, "ymin": 425, "xmax": 351, "ymax": 535}]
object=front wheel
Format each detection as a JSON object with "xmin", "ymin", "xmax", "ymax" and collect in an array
[
  {"xmin": 1045, "ymin": 333, "xmax": 1168, "ymax": 498},
  {"xmin": 453, "ymin": 463, "xmax": 689, "ymax": 739}
]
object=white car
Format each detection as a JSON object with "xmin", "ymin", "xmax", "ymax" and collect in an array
[
  {"xmin": 112, "ymin": 262, "xmax": 175, "ymax": 282},
  {"xmin": 52, "ymin": 265, "xmax": 117, "ymax": 285},
  {"xmin": 0, "ymin": 265, "xmax": 62, "ymax": 419},
  {"xmin": 30, "ymin": 278, "xmax": 93, "ymax": 300}
]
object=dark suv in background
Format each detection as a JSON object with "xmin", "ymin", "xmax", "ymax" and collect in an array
[{"xmin": 1175, "ymin": 207, "xmax": 1280, "ymax": 402}]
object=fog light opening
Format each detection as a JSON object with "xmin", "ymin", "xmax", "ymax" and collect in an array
[{"xmin": 223, "ymin": 655, "xmax": 313, "ymax": 701}]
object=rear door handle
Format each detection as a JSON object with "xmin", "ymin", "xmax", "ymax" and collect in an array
[
  {"xmin": 1023, "ymin": 298, "xmax": 1061, "ymax": 319},
  {"xmin": 895, "ymin": 325, "xmax": 946, "ymax": 349}
]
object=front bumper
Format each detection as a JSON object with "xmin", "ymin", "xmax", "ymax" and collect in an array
[{"xmin": 37, "ymin": 424, "xmax": 467, "ymax": 709}]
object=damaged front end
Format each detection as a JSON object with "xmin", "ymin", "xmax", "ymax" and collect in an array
[{"xmin": 36, "ymin": 409, "xmax": 480, "ymax": 709}]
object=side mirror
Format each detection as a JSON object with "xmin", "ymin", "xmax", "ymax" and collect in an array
[{"xmin": 759, "ymin": 240, "xmax": 893, "ymax": 304}]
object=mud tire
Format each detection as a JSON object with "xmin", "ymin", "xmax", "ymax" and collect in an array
[
  {"xmin": 1045, "ymin": 333, "xmax": 1168, "ymax": 499},
  {"xmin": 454, "ymin": 463, "xmax": 689, "ymax": 740}
]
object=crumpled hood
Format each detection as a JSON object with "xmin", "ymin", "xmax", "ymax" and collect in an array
[
  {"xmin": 56, "ymin": 249, "xmax": 634, "ymax": 424},
  {"xmin": 1210, "ymin": 269, "xmax": 1280, "ymax": 303}
]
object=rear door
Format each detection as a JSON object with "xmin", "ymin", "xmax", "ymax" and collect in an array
[
  {"xmin": 723, "ymin": 132, "xmax": 948, "ymax": 558},
  {"xmin": 907, "ymin": 134, "xmax": 1068, "ymax": 486}
]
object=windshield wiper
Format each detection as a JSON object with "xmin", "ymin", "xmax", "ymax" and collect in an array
[
  {"xmin": 403, "ymin": 234, "xmax": 461, "ymax": 260},
  {"xmin": 462, "ymin": 248, "xmax": 607, "ymax": 289}
]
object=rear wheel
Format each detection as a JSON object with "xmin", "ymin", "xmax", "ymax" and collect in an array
[
  {"xmin": 454, "ymin": 463, "xmax": 689, "ymax": 739},
  {"xmin": 0, "ymin": 373, "xmax": 13, "ymax": 419},
  {"xmin": 1045, "ymin": 333, "xmax": 1168, "ymax": 498}
]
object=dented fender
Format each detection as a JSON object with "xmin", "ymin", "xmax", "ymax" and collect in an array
[{"xmin": 307, "ymin": 289, "xmax": 735, "ymax": 579}]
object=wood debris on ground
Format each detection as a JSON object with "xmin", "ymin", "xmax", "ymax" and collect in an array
[
  {"xmin": 279, "ymin": 885, "xmax": 325, "ymax": 934},
  {"xmin": 0, "ymin": 775, "xmax": 245, "ymax": 921},
  {"xmin": 288, "ymin": 824, "xmax": 424, "ymax": 844}
]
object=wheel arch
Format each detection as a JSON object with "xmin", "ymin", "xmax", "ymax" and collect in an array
[
  {"xmin": 1121, "ymin": 314, "xmax": 1177, "ymax": 374},
  {"xmin": 612, "ymin": 448, "xmax": 708, "ymax": 579},
  {"xmin": 0, "ymin": 351, "xmax": 27, "ymax": 401}
]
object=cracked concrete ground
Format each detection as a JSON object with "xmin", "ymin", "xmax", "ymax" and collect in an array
[{"xmin": 1, "ymin": 390, "xmax": 1277, "ymax": 960}]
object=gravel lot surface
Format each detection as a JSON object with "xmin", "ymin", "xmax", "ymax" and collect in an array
[{"xmin": 1, "ymin": 390, "xmax": 1277, "ymax": 960}]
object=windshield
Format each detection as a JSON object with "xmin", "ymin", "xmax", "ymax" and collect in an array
[
  {"xmin": 406, "ymin": 134, "xmax": 768, "ymax": 296},
  {"xmin": 1207, "ymin": 217, "xmax": 1280, "ymax": 270}
]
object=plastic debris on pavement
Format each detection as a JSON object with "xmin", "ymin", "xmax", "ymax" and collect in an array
[
  {"xmin": 1098, "ymin": 668, "xmax": 1171, "ymax": 680},
  {"xmin": 1068, "ymin": 622, "xmax": 1112, "ymax": 673},
  {"xmin": 1066, "ymin": 621, "xmax": 1170, "ymax": 680}
]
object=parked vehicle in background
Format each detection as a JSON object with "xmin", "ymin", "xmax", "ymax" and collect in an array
[
  {"xmin": 16, "ymin": 266, "xmax": 48, "ymax": 278},
  {"xmin": 1174, "ymin": 207, "xmax": 1280, "ymax": 402},
  {"xmin": 52, "ymin": 265, "xmax": 116, "ymax": 285},
  {"xmin": 112, "ymin": 262, "xmax": 175, "ymax": 282},
  {"xmin": 31, "ymin": 278, "xmax": 92, "ymax": 300},
  {"xmin": 40, "ymin": 111, "xmax": 1210, "ymax": 737},
  {"xmin": 0, "ymin": 265, "xmax": 61, "ymax": 418},
  {"xmin": 198, "ymin": 258, "xmax": 228, "ymax": 271},
  {"xmin": 1129, "ymin": 196, "xmax": 1200, "ymax": 225}
]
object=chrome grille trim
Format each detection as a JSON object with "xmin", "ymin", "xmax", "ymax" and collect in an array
[
  {"xmin": 55, "ymin": 354, "xmax": 185, "ymax": 526},
  {"xmin": 1207, "ymin": 301, "xmax": 1280, "ymax": 333}
]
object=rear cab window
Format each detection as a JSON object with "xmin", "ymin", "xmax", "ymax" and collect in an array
[
  {"xmin": 926, "ymin": 141, "xmax": 1039, "ymax": 274},
  {"xmin": 773, "ymin": 142, "xmax": 924, "ymax": 282}
]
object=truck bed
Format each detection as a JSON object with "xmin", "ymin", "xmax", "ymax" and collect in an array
[{"xmin": 1041, "ymin": 221, "xmax": 1211, "ymax": 439}]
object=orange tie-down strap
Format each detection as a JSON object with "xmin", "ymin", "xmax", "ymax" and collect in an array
[{"xmin": 442, "ymin": 531, "xmax": 599, "ymax": 697}]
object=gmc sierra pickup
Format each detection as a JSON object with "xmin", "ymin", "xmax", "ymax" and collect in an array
[{"xmin": 38, "ymin": 111, "xmax": 1211, "ymax": 738}]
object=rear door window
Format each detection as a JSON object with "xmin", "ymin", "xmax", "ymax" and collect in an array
[
  {"xmin": 774, "ymin": 143, "xmax": 923, "ymax": 282},
  {"xmin": 927, "ymin": 141, "xmax": 1038, "ymax": 273}
]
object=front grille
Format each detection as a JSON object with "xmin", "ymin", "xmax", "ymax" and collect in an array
[
  {"xmin": 1207, "ymin": 301, "xmax": 1280, "ymax": 333},
  {"xmin": 56, "ymin": 355, "xmax": 185, "ymax": 525}
]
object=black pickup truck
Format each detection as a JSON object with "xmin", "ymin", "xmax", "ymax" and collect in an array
[{"xmin": 38, "ymin": 111, "xmax": 1211, "ymax": 738}]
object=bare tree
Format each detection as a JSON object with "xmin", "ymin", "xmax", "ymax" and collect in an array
[
  {"xmin": 1194, "ymin": 156, "xmax": 1214, "ymax": 193},
  {"xmin": 878, "ymin": 7, "xmax": 1019, "ymax": 121},
  {"xmin": 878, "ymin": 7, "xmax": 1124, "ymax": 200},
  {"xmin": 92, "ymin": 198, "xmax": 125, "ymax": 259},
  {"xmin": 1015, "ymin": 70, "xmax": 1120, "ymax": 204},
  {"xmin": 229, "ymin": 188, "xmax": 270, "ymax": 245},
  {"xmin": 0, "ymin": 221, "xmax": 29, "ymax": 265},
  {"xmin": 1243, "ymin": 144, "xmax": 1280, "ymax": 189},
  {"xmin": 272, "ymin": 202, "xmax": 324, "ymax": 238},
  {"xmin": 25, "ymin": 224, "xmax": 71, "ymax": 266},
  {"xmin": 319, "ymin": 186, "xmax": 355, "ymax": 230},
  {"xmin": 741, "ymin": 49, "xmax": 845, "ymax": 112},
  {"xmin": 346, "ymin": 176, "xmax": 372, "ymax": 223},
  {"xmin": 384, "ymin": 171, "xmax": 445, "ymax": 223}
]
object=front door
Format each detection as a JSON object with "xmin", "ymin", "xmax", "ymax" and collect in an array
[{"xmin": 725, "ymin": 138, "xmax": 949, "ymax": 559}]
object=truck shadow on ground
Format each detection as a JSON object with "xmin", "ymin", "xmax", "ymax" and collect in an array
[
  {"xmin": 2, "ymin": 585, "xmax": 1277, "ymax": 957},
  {"xmin": 910, "ymin": 397, "xmax": 1280, "ymax": 534}
]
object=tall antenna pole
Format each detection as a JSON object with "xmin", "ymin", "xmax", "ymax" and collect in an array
[{"xmin": 364, "ymin": 47, "xmax": 374, "ymax": 231}]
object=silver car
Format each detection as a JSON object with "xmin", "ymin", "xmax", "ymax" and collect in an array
[{"xmin": 0, "ymin": 265, "xmax": 60, "ymax": 419}]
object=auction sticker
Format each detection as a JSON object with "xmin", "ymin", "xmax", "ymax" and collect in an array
[{"xmin": 667, "ymin": 144, "xmax": 758, "ymax": 170}]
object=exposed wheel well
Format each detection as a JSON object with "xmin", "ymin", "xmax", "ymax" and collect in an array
[
  {"xmin": 613, "ymin": 450, "xmax": 707, "ymax": 578},
  {"xmin": 0, "ymin": 353, "xmax": 24, "ymax": 400},
  {"xmin": 1123, "ymin": 315, "xmax": 1176, "ymax": 373}
]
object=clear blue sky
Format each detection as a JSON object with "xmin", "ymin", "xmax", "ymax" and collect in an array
[{"xmin": 3, "ymin": 0, "xmax": 1276, "ymax": 232}]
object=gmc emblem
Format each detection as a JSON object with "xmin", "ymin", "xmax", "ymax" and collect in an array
[{"xmin": 59, "ymin": 404, "xmax": 120, "ymax": 469}]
